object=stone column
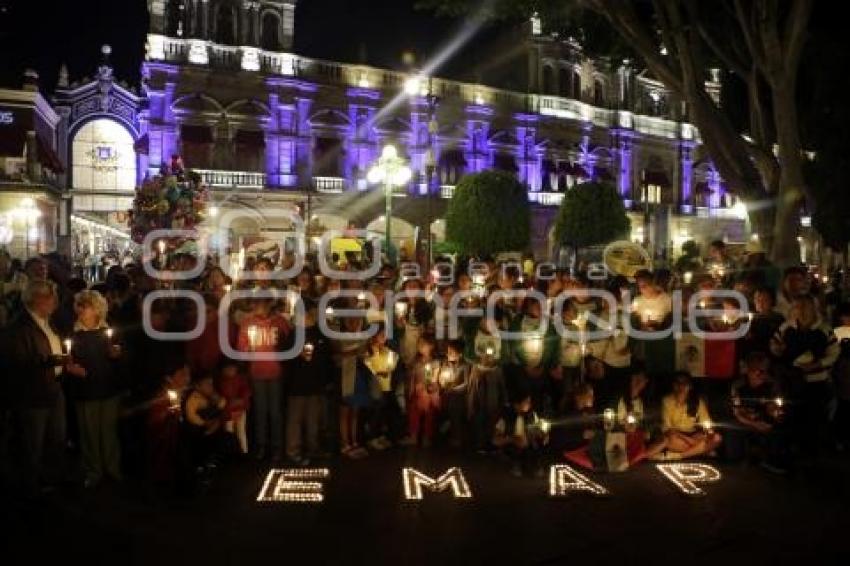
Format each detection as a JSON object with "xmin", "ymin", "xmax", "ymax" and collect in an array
[
  {"xmin": 678, "ymin": 141, "xmax": 695, "ymax": 210},
  {"xmin": 464, "ymin": 104, "xmax": 493, "ymax": 174},
  {"xmin": 515, "ymin": 113, "xmax": 540, "ymax": 191}
]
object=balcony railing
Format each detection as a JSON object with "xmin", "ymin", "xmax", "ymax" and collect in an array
[
  {"xmin": 313, "ymin": 176, "xmax": 346, "ymax": 193},
  {"xmin": 195, "ymin": 169, "xmax": 266, "ymax": 189},
  {"xmin": 527, "ymin": 191, "xmax": 565, "ymax": 207},
  {"xmin": 146, "ymin": 34, "xmax": 694, "ymax": 141},
  {"xmin": 440, "ymin": 185, "xmax": 455, "ymax": 199}
]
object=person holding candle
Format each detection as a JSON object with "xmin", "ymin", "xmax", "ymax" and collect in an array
[
  {"xmin": 65, "ymin": 290, "xmax": 124, "ymax": 488},
  {"xmin": 770, "ymin": 294, "xmax": 838, "ymax": 456},
  {"xmin": 466, "ymin": 339, "xmax": 508, "ymax": 454},
  {"xmin": 145, "ymin": 361, "xmax": 190, "ymax": 486},
  {"xmin": 332, "ymin": 315, "xmax": 370, "ymax": 458},
  {"xmin": 437, "ymin": 339, "xmax": 471, "ymax": 448},
  {"xmin": 631, "ymin": 269, "xmax": 672, "ymax": 331},
  {"xmin": 728, "ymin": 352, "xmax": 789, "ymax": 473},
  {"xmin": 363, "ymin": 324, "xmax": 403, "ymax": 450},
  {"xmin": 510, "ymin": 298, "xmax": 558, "ymax": 412},
  {"xmin": 1, "ymin": 279, "xmax": 75, "ymax": 495},
  {"xmin": 405, "ymin": 334, "xmax": 441, "ymax": 448},
  {"xmin": 739, "ymin": 287, "xmax": 785, "ymax": 361},
  {"xmin": 396, "ymin": 278, "xmax": 434, "ymax": 367},
  {"xmin": 614, "ymin": 365, "xmax": 666, "ymax": 462},
  {"xmin": 285, "ymin": 302, "xmax": 332, "ymax": 464},
  {"xmin": 659, "ymin": 372, "xmax": 722, "ymax": 460},
  {"xmin": 237, "ymin": 296, "xmax": 290, "ymax": 462},
  {"xmin": 180, "ymin": 371, "xmax": 228, "ymax": 493}
]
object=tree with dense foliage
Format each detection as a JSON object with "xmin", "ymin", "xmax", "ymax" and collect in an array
[
  {"xmin": 420, "ymin": 0, "xmax": 813, "ymax": 266},
  {"xmin": 445, "ymin": 170, "xmax": 531, "ymax": 256},
  {"xmin": 553, "ymin": 182, "xmax": 630, "ymax": 257}
]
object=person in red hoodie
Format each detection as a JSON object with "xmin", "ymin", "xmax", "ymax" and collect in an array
[
  {"xmin": 217, "ymin": 360, "xmax": 251, "ymax": 455},
  {"xmin": 237, "ymin": 296, "xmax": 289, "ymax": 462}
]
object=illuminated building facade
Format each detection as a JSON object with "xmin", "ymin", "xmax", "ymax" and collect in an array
[{"xmin": 52, "ymin": 0, "xmax": 752, "ymax": 259}]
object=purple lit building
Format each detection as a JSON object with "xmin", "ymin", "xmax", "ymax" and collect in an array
[{"xmin": 50, "ymin": 0, "xmax": 748, "ymax": 260}]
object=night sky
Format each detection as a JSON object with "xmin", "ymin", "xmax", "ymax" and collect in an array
[{"xmin": 0, "ymin": 0, "xmax": 489, "ymax": 91}]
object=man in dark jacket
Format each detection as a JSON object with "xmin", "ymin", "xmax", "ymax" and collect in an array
[
  {"xmin": 1, "ymin": 279, "xmax": 76, "ymax": 494},
  {"xmin": 284, "ymin": 303, "xmax": 332, "ymax": 465}
]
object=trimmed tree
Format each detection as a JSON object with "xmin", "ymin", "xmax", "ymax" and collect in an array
[
  {"xmin": 554, "ymin": 181, "xmax": 630, "ymax": 260},
  {"xmin": 445, "ymin": 170, "xmax": 531, "ymax": 256}
]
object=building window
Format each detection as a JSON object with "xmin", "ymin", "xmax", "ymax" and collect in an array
[
  {"xmin": 215, "ymin": 3, "xmax": 237, "ymax": 45},
  {"xmin": 542, "ymin": 66, "xmax": 554, "ymax": 95},
  {"xmin": 312, "ymin": 137, "xmax": 343, "ymax": 177},
  {"xmin": 594, "ymin": 80, "xmax": 605, "ymax": 107},
  {"xmin": 559, "ymin": 68, "xmax": 569, "ymax": 98},
  {"xmin": 71, "ymin": 119, "xmax": 137, "ymax": 193},
  {"xmin": 180, "ymin": 124, "xmax": 214, "ymax": 169},
  {"xmin": 572, "ymin": 70, "xmax": 582, "ymax": 99},
  {"xmin": 167, "ymin": 0, "xmax": 185, "ymax": 37},
  {"xmin": 260, "ymin": 12, "xmax": 280, "ymax": 51},
  {"xmin": 234, "ymin": 129, "xmax": 265, "ymax": 172},
  {"xmin": 642, "ymin": 184, "xmax": 662, "ymax": 204}
]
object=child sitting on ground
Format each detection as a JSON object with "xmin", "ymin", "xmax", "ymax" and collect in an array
[{"xmin": 493, "ymin": 389, "xmax": 549, "ymax": 478}]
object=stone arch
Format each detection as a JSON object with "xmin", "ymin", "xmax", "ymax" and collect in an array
[
  {"xmin": 259, "ymin": 9, "xmax": 281, "ymax": 51},
  {"xmin": 307, "ymin": 108, "xmax": 352, "ymax": 129},
  {"xmin": 69, "ymin": 118, "xmax": 138, "ymax": 204},
  {"xmin": 172, "ymin": 93, "xmax": 225, "ymax": 116}
]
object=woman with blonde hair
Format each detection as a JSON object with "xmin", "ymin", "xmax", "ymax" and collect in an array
[{"xmin": 67, "ymin": 289, "xmax": 124, "ymax": 488}]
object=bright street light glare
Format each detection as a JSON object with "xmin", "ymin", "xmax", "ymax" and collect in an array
[{"xmin": 381, "ymin": 144, "xmax": 398, "ymax": 159}]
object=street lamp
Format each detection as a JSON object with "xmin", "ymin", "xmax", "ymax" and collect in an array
[
  {"xmin": 368, "ymin": 145, "xmax": 412, "ymax": 263},
  {"xmin": 13, "ymin": 197, "xmax": 41, "ymax": 259},
  {"xmin": 404, "ymin": 73, "xmax": 440, "ymax": 270}
]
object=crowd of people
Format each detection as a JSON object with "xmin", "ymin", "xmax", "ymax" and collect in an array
[{"xmin": 1, "ymin": 238, "xmax": 849, "ymax": 498}]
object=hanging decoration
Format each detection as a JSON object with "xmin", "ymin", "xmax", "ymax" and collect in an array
[{"xmin": 127, "ymin": 155, "xmax": 209, "ymax": 250}]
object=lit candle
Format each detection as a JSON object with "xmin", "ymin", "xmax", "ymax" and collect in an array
[
  {"xmin": 357, "ymin": 291, "xmax": 366, "ymax": 302},
  {"xmin": 485, "ymin": 346, "xmax": 495, "ymax": 357},
  {"xmin": 626, "ymin": 413, "xmax": 637, "ymax": 426},
  {"xmin": 748, "ymin": 312, "xmax": 754, "ymax": 322},
  {"xmin": 717, "ymin": 267, "xmax": 725, "ymax": 278},
  {"xmin": 395, "ymin": 301, "xmax": 408, "ymax": 318},
  {"xmin": 439, "ymin": 367, "xmax": 453, "ymax": 387},
  {"xmin": 721, "ymin": 313, "xmax": 730, "ymax": 325},
  {"xmin": 63, "ymin": 338, "xmax": 73, "ymax": 354},
  {"xmin": 823, "ymin": 275, "xmax": 830, "ymax": 284},
  {"xmin": 699, "ymin": 300, "xmax": 707, "ymax": 309},
  {"xmin": 304, "ymin": 342, "xmax": 314, "ymax": 357},
  {"xmin": 105, "ymin": 327, "xmax": 113, "ymax": 341},
  {"xmin": 702, "ymin": 419, "xmax": 714, "ymax": 433},
  {"xmin": 166, "ymin": 389, "xmax": 180, "ymax": 411},
  {"xmin": 603, "ymin": 408, "xmax": 615, "ymax": 430},
  {"xmin": 774, "ymin": 397, "xmax": 784, "ymax": 408},
  {"xmin": 683, "ymin": 271, "xmax": 693, "ymax": 285},
  {"xmin": 157, "ymin": 240, "xmax": 167, "ymax": 268},
  {"xmin": 540, "ymin": 419, "xmax": 551, "ymax": 434}
]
